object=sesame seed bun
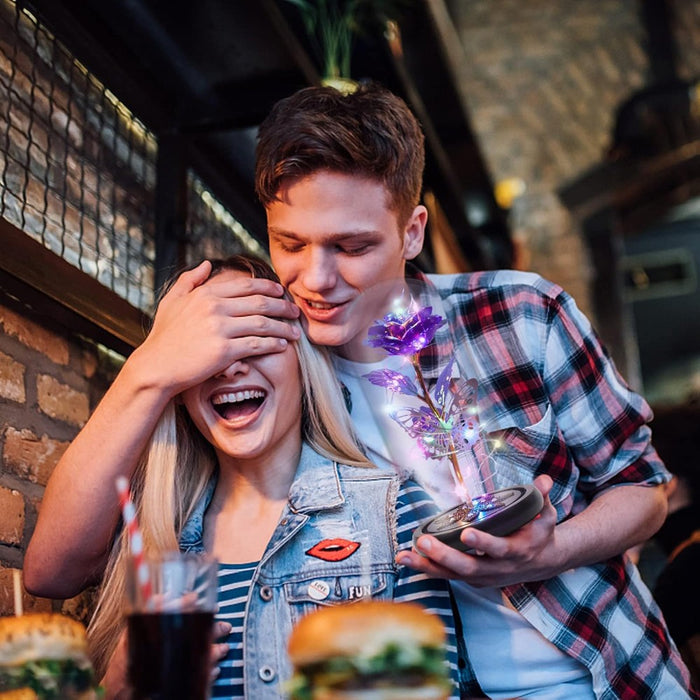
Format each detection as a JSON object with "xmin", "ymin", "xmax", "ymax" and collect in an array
[{"xmin": 0, "ymin": 614, "xmax": 88, "ymax": 667}]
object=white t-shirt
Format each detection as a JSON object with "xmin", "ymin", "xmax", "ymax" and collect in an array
[{"xmin": 334, "ymin": 355, "xmax": 594, "ymax": 699}]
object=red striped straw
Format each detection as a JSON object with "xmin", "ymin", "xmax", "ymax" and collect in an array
[{"xmin": 115, "ymin": 476, "xmax": 152, "ymax": 605}]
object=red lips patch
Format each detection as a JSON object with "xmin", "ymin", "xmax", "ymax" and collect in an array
[{"xmin": 306, "ymin": 538, "xmax": 361, "ymax": 562}]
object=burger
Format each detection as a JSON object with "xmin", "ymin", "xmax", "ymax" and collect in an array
[
  {"xmin": 0, "ymin": 689, "xmax": 39, "ymax": 700},
  {"xmin": 287, "ymin": 600, "xmax": 453, "ymax": 699},
  {"xmin": 0, "ymin": 613, "xmax": 100, "ymax": 699}
]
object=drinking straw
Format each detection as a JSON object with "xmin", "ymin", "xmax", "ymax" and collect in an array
[
  {"xmin": 115, "ymin": 475, "xmax": 152, "ymax": 604},
  {"xmin": 13, "ymin": 569, "xmax": 23, "ymax": 616}
]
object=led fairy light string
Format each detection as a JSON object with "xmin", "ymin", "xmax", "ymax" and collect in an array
[
  {"xmin": 116, "ymin": 475, "xmax": 152, "ymax": 606},
  {"xmin": 363, "ymin": 291, "xmax": 545, "ymax": 548},
  {"xmin": 418, "ymin": 283, "xmax": 502, "ymax": 496},
  {"xmin": 364, "ymin": 301, "xmax": 473, "ymax": 504}
]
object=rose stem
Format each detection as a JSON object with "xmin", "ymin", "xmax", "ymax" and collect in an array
[{"xmin": 411, "ymin": 356, "xmax": 470, "ymax": 501}]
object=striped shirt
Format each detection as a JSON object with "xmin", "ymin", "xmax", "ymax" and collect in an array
[
  {"xmin": 210, "ymin": 479, "xmax": 460, "ymax": 699},
  {"xmin": 212, "ymin": 562, "xmax": 257, "ymax": 698}
]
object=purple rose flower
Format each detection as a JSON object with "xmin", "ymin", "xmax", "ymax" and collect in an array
[
  {"xmin": 390, "ymin": 405, "xmax": 468, "ymax": 459},
  {"xmin": 361, "ymin": 302, "xmax": 481, "ymax": 500},
  {"xmin": 366, "ymin": 306, "xmax": 445, "ymax": 356}
]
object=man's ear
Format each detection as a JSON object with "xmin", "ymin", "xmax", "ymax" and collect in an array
[{"xmin": 402, "ymin": 205, "xmax": 427, "ymax": 261}]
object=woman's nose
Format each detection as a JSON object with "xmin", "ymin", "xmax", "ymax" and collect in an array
[{"xmin": 216, "ymin": 358, "xmax": 250, "ymax": 378}]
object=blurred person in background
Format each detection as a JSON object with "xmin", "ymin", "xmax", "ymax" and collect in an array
[{"xmin": 649, "ymin": 402, "xmax": 700, "ymax": 687}]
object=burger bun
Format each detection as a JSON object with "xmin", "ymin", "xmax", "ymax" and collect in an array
[
  {"xmin": 0, "ymin": 614, "xmax": 88, "ymax": 667},
  {"xmin": 0, "ymin": 689, "xmax": 39, "ymax": 700},
  {"xmin": 288, "ymin": 600, "xmax": 446, "ymax": 667},
  {"xmin": 312, "ymin": 686, "xmax": 450, "ymax": 699}
]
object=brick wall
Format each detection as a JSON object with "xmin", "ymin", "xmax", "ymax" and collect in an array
[
  {"xmin": 0, "ymin": 297, "xmax": 121, "ymax": 622},
  {"xmin": 0, "ymin": 0, "xmax": 251, "ymax": 627}
]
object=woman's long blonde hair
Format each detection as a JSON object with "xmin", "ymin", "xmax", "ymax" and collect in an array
[{"xmin": 88, "ymin": 255, "xmax": 371, "ymax": 676}]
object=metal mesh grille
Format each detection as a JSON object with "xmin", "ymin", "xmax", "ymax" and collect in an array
[
  {"xmin": 0, "ymin": 0, "xmax": 158, "ymax": 311},
  {"xmin": 185, "ymin": 171, "xmax": 268, "ymax": 266},
  {"xmin": 1, "ymin": 0, "xmax": 263, "ymax": 317}
]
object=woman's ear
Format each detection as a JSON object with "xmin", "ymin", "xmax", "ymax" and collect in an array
[{"xmin": 402, "ymin": 205, "xmax": 427, "ymax": 261}]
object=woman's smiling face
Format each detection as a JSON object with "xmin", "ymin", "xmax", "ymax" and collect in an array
[{"xmin": 180, "ymin": 268, "xmax": 303, "ymax": 466}]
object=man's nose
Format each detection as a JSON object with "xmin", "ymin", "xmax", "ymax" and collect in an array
[{"xmin": 300, "ymin": 248, "xmax": 336, "ymax": 292}]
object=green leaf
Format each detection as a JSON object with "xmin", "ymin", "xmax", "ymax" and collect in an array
[{"xmin": 284, "ymin": 0, "xmax": 415, "ymax": 80}]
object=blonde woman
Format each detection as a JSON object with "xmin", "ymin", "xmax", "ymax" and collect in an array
[{"xmin": 29, "ymin": 256, "xmax": 461, "ymax": 699}]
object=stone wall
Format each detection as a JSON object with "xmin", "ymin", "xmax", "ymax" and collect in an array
[
  {"xmin": 448, "ymin": 0, "xmax": 651, "ymax": 319},
  {"xmin": 448, "ymin": 0, "xmax": 700, "ymax": 326}
]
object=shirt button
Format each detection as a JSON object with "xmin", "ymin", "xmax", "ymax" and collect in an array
[
  {"xmin": 259, "ymin": 665, "xmax": 276, "ymax": 682},
  {"xmin": 259, "ymin": 585, "xmax": 273, "ymax": 601}
]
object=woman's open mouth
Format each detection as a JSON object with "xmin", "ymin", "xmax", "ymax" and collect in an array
[{"xmin": 211, "ymin": 389, "xmax": 266, "ymax": 421}]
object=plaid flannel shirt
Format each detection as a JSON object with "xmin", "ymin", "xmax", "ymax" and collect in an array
[{"xmin": 409, "ymin": 266, "xmax": 697, "ymax": 699}]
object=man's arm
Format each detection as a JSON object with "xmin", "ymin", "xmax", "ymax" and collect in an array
[
  {"xmin": 397, "ymin": 475, "xmax": 668, "ymax": 586},
  {"xmin": 24, "ymin": 261, "xmax": 299, "ymax": 597}
]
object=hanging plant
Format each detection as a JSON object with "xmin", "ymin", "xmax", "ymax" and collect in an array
[{"xmin": 285, "ymin": 0, "xmax": 413, "ymax": 86}]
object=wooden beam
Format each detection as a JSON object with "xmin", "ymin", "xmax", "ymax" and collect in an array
[{"xmin": 1, "ymin": 219, "xmax": 148, "ymax": 354}]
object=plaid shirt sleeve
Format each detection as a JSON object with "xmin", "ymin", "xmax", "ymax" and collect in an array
[
  {"xmin": 428, "ymin": 268, "xmax": 671, "ymax": 498},
  {"xmin": 537, "ymin": 279, "xmax": 669, "ymax": 496}
]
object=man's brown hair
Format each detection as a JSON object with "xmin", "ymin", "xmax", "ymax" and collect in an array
[{"xmin": 255, "ymin": 82, "xmax": 425, "ymax": 226}]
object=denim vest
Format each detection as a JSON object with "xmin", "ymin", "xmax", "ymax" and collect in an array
[{"xmin": 179, "ymin": 443, "xmax": 407, "ymax": 699}]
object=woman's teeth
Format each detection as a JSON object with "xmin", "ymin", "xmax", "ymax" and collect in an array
[
  {"xmin": 212, "ymin": 389, "xmax": 266, "ymax": 405},
  {"xmin": 211, "ymin": 389, "xmax": 266, "ymax": 420}
]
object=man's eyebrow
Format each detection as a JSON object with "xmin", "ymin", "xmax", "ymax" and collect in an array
[
  {"xmin": 268, "ymin": 227, "xmax": 381, "ymax": 242},
  {"xmin": 267, "ymin": 227, "xmax": 299, "ymax": 239}
]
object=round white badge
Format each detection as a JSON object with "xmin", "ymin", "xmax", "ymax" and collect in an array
[{"xmin": 307, "ymin": 580, "xmax": 330, "ymax": 601}]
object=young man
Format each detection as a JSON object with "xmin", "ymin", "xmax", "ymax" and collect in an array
[
  {"xmin": 25, "ymin": 83, "xmax": 696, "ymax": 698},
  {"xmin": 252, "ymin": 83, "xmax": 695, "ymax": 699}
]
